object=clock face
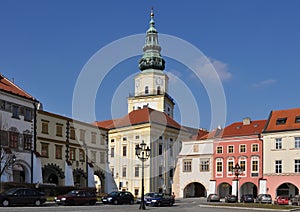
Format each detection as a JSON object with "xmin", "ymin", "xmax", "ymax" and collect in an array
[{"xmin": 156, "ymin": 77, "xmax": 162, "ymax": 85}]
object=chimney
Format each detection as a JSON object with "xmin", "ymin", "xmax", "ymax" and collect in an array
[{"xmin": 243, "ymin": 117, "xmax": 251, "ymax": 125}]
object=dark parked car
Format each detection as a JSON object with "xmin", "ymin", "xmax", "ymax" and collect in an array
[
  {"xmin": 54, "ymin": 190, "xmax": 97, "ymax": 206},
  {"xmin": 240, "ymin": 194, "xmax": 254, "ymax": 203},
  {"xmin": 101, "ymin": 191, "xmax": 134, "ymax": 205},
  {"xmin": 207, "ymin": 193, "xmax": 220, "ymax": 202},
  {"xmin": 136, "ymin": 192, "xmax": 156, "ymax": 204},
  {"xmin": 291, "ymin": 195, "xmax": 300, "ymax": 206},
  {"xmin": 255, "ymin": 194, "xmax": 272, "ymax": 204},
  {"xmin": 225, "ymin": 194, "xmax": 237, "ymax": 203},
  {"xmin": 0, "ymin": 188, "xmax": 46, "ymax": 207},
  {"xmin": 145, "ymin": 193, "xmax": 175, "ymax": 206}
]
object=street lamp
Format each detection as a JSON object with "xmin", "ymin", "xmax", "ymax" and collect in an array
[
  {"xmin": 135, "ymin": 140, "xmax": 151, "ymax": 210},
  {"xmin": 232, "ymin": 163, "xmax": 243, "ymax": 202}
]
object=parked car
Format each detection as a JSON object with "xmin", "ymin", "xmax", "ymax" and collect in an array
[
  {"xmin": 0, "ymin": 188, "xmax": 46, "ymax": 207},
  {"xmin": 240, "ymin": 194, "xmax": 254, "ymax": 203},
  {"xmin": 101, "ymin": 191, "xmax": 134, "ymax": 205},
  {"xmin": 207, "ymin": 193, "xmax": 221, "ymax": 202},
  {"xmin": 136, "ymin": 192, "xmax": 156, "ymax": 204},
  {"xmin": 145, "ymin": 193, "xmax": 175, "ymax": 207},
  {"xmin": 274, "ymin": 196, "xmax": 289, "ymax": 205},
  {"xmin": 225, "ymin": 194, "xmax": 237, "ymax": 203},
  {"xmin": 291, "ymin": 195, "xmax": 300, "ymax": 206},
  {"xmin": 255, "ymin": 194, "xmax": 272, "ymax": 204},
  {"xmin": 54, "ymin": 190, "xmax": 97, "ymax": 206}
]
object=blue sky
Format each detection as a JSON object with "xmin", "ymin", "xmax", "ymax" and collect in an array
[{"xmin": 1, "ymin": 0, "xmax": 300, "ymax": 130}]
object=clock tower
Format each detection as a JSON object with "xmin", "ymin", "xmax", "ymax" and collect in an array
[{"xmin": 128, "ymin": 9, "xmax": 175, "ymax": 117}]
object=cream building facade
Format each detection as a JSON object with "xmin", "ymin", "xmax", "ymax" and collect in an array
[
  {"xmin": 262, "ymin": 108, "xmax": 300, "ymax": 198},
  {"xmin": 172, "ymin": 131, "xmax": 215, "ymax": 198},
  {"xmin": 37, "ymin": 110, "xmax": 116, "ymax": 193}
]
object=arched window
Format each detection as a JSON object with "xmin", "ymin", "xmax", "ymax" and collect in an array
[
  {"xmin": 145, "ymin": 86, "xmax": 149, "ymax": 94},
  {"xmin": 157, "ymin": 86, "xmax": 161, "ymax": 95}
]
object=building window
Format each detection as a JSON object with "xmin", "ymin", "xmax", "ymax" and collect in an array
[
  {"xmin": 135, "ymin": 189, "xmax": 139, "ymax": 196},
  {"xmin": 41, "ymin": 143, "xmax": 49, "ymax": 157},
  {"xmin": 69, "ymin": 148, "xmax": 76, "ymax": 161},
  {"xmin": 252, "ymin": 160, "xmax": 258, "ymax": 172},
  {"xmin": 240, "ymin": 144, "xmax": 246, "ymax": 153},
  {"xmin": 122, "ymin": 137, "xmax": 127, "ymax": 141},
  {"xmin": 135, "ymin": 166, "xmax": 139, "ymax": 177},
  {"xmin": 41, "ymin": 121, "xmax": 49, "ymax": 134},
  {"xmin": 252, "ymin": 144, "xmax": 259, "ymax": 152},
  {"xmin": 216, "ymin": 161, "xmax": 223, "ymax": 172},
  {"xmin": 55, "ymin": 145, "xmax": 63, "ymax": 159},
  {"xmin": 228, "ymin": 161, "xmax": 234, "ymax": 172},
  {"xmin": 12, "ymin": 105, "xmax": 19, "ymax": 118},
  {"xmin": 157, "ymin": 86, "xmax": 161, "ymax": 95},
  {"xmin": 70, "ymin": 127, "xmax": 75, "ymax": 140},
  {"xmin": 275, "ymin": 138, "xmax": 282, "ymax": 150},
  {"xmin": 296, "ymin": 116, "xmax": 300, "ymax": 123},
  {"xmin": 56, "ymin": 124, "xmax": 63, "ymax": 137},
  {"xmin": 79, "ymin": 129, "xmax": 85, "ymax": 141},
  {"xmin": 100, "ymin": 152, "xmax": 105, "ymax": 164},
  {"xmin": 122, "ymin": 167, "xmax": 126, "ymax": 177},
  {"xmin": 183, "ymin": 160, "xmax": 192, "ymax": 172},
  {"xmin": 100, "ymin": 135, "xmax": 105, "ymax": 145},
  {"xmin": 91, "ymin": 150, "xmax": 96, "ymax": 162},
  {"xmin": 135, "ymin": 135, "xmax": 140, "ymax": 139},
  {"xmin": 91, "ymin": 132, "xmax": 97, "ymax": 144},
  {"xmin": 0, "ymin": 131, "xmax": 8, "ymax": 147},
  {"xmin": 9, "ymin": 132, "xmax": 18, "ymax": 148},
  {"xmin": 228, "ymin": 145, "xmax": 234, "ymax": 153},
  {"xmin": 79, "ymin": 149, "xmax": 85, "ymax": 161},
  {"xmin": 159, "ymin": 166, "xmax": 163, "ymax": 177},
  {"xmin": 111, "ymin": 167, "xmax": 114, "ymax": 177},
  {"xmin": 295, "ymin": 137, "xmax": 300, "ymax": 149},
  {"xmin": 275, "ymin": 160, "xmax": 282, "ymax": 173},
  {"xmin": 24, "ymin": 108, "xmax": 32, "ymax": 121},
  {"xmin": 200, "ymin": 159, "xmax": 209, "ymax": 172},
  {"xmin": 145, "ymin": 86, "xmax": 149, "ymax": 94},
  {"xmin": 23, "ymin": 134, "xmax": 32, "ymax": 150},
  {"xmin": 111, "ymin": 147, "xmax": 115, "ymax": 158},
  {"xmin": 276, "ymin": 118, "xmax": 287, "ymax": 125},
  {"xmin": 111, "ymin": 139, "xmax": 115, "ymax": 143},
  {"xmin": 159, "ymin": 144, "xmax": 163, "ymax": 155},
  {"xmin": 295, "ymin": 160, "xmax": 300, "ymax": 173},
  {"xmin": 240, "ymin": 160, "xmax": 246, "ymax": 171},
  {"xmin": 217, "ymin": 146, "xmax": 222, "ymax": 154},
  {"xmin": 123, "ymin": 146, "xmax": 127, "ymax": 156}
]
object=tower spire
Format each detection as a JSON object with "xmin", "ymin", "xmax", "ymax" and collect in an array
[{"xmin": 138, "ymin": 8, "xmax": 165, "ymax": 71}]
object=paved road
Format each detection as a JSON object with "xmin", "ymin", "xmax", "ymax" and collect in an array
[{"xmin": 0, "ymin": 198, "xmax": 295, "ymax": 212}]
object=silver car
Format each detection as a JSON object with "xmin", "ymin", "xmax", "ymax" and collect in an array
[
  {"xmin": 255, "ymin": 194, "xmax": 272, "ymax": 204},
  {"xmin": 291, "ymin": 195, "xmax": 300, "ymax": 206}
]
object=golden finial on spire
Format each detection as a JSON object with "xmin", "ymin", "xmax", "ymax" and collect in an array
[{"xmin": 150, "ymin": 7, "xmax": 154, "ymax": 18}]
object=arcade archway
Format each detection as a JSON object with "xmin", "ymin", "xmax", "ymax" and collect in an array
[
  {"xmin": 277, "ymin": 183, "xmax": 299, "ymax": 197},
  {"xmin": 218, "ymin": 182, "xmax": 231, "ymax": 198},
  {"xmin": 184, "ymin": 182, "xmax": 206, "ymax": 198}
]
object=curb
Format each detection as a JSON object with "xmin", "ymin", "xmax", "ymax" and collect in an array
[{"xmin": 199, "ymin": 204, "xmax": 292, "ymax": 212}]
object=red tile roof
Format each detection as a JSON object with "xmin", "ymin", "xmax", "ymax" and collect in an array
[
  {"xmin": 221, "ymin": 119, "xmax": 267, "ymax": 137},
  {"xmin": 94, "ymin": 107, "xmax": 185, "ymax": 130},
  {"xmin": 190, "ymin": 129, "xmax": 209, "ymax": 140},
  {"xmin": 0, "ymin": 74, "xmax": 34, "ymax": 100},
  {"xmin": 199, "ymin": 127, "xmax": 223, "ymax": 140},
  {"xmin": 264, "ymin": 108, "xmax": 300, "ymax": 132}
]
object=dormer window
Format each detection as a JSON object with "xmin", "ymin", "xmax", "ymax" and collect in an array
[
  {"xmin": 276, "ymin": 118, "xmax": 287, "ymax": 125},
  {"xmin": 295, "ymin": 116, "xmax": 300, "ymax": 123}
]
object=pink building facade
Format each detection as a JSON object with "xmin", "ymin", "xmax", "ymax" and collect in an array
[{"xmin": 212, "ymin": 118, "xmax": 267, "ymax": 199}]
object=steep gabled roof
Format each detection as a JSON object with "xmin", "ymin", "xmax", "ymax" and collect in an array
[
  {"xmin": 0, "ymin": 74, "xmax": 35, "ymax": 100},
  {"xmin": 199, "ymin": 127, "xmax": 223, "ymax": 140},
  {"xmin": 190, "ymin": 129, "xmax": 209, "ymax": 140},
  {"xmin": 263, "ymin": 108, "xmax": 300, "ymax": 132},
  {"xmin": 221, "ymin": 119, "xmax": 267, "ymax": 137},
  {"xmin": 94, "ymin": 107, "xmax": 184, "ymax": 130}
]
